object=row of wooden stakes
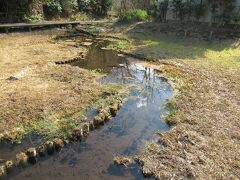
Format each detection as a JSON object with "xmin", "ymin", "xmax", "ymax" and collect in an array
[{"xmin": 0, "ymin": 98, "xmax": 123, "ymax": 178}]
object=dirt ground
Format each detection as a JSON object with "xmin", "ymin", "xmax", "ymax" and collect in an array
[
  {"xmin": 0, "ymin": 30, "xmax": 103, "ymax": 141},
  {"xmin": 119, "ymin": 23, "xmax": 240, "ymax": 179}
]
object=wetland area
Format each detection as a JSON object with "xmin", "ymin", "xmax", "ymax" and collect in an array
[
  {"xmin": 0, "ymin": 31, "xmax": 173, "ymax": 179},
  {"xmin": 0, "ymin": 22, "xmax": 239, "ymax": 179}
]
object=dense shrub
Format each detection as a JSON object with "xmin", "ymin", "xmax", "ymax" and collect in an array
[
  {"xmin": 43, "ymin": 0, "xmax": 62, "ymax": 18},
  {"xmin": 220, "ymin": 0, "xmax": 236, "ymax": 24},
  {"xmin": 89, "ymin": 0, "xmax": 113, "ymax": 16},
  {"xmin": 70, "ymin": 12, "xmax": 90, "ymax": 21},
  {"xmin": 193, "ymin": 2, "xmax": 206, "ymax": 21},
  {"xmin": 43, "ymin": 0, "xmax": 78, "ymax": 18},
  {"xmin": 171, "ymin": 0, "xmax": 205, "ymax": 21},
  {"xmin": 77, "ymin": 0, "xmax": 112, "ymax": 16},
  {"xmin": 60, "ymin": 0, "xmax": 78, "ymax": 17},
  {"xmin": 119, "ymin": 9, "xmax": 148, "ymax": 23},
  {"xmin": 23, "ymin": 14, "xmax": 42, "ymax": 23},
  {"xmin": 77, "ymin": 0, "xmax": 90, "ymax": 12}
]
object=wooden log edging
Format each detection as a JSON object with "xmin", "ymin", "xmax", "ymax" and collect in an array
[
  {"xmin": 0, "ymin": 98, "xmax": 123, "ymax": 179},
  {"xmin": 55, "ymin": 54, "xmax": 85, "ymax": 65},
  {"xmin": 55, "ymin": 57, "xmax": 81, "ymax": 65}
]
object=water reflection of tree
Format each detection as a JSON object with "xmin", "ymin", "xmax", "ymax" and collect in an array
[
  {"xmin": 141, "ymin": 67, "xmax": 160, "ymax": 105},
  {"xmin": 102, "ymin": 63, "xmax": 169, "ymax": 106},
  {"xmin": 116, "ymin": 64, "xmax": 161, "ymax": 105},
  {"xmin": 106, "ymin": 64, "xmax": 172, "ymax": 145},
  {"xmin": 120, "ymin": 61, "xmax": 134, "ymax": 82}
]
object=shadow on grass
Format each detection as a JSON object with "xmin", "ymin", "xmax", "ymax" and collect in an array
[{"xmin": 124, "ymin": 22, "xmax": 240, "ymax": 60}]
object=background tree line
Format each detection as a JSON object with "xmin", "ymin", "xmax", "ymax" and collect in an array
[
  {"xmin": 43, "ymin": 0, "xmax": 112, "ymax": 18},
  {"xmin": 0, "ymin": 0, "xmax": 113, "ymax": 23},
  {"xmin": 157, "ymin": 0, "xmax": 240, "ymax": 25},
  {"xmin": 0, "ymin": 0, "xmax": 239, "ymax": 25}
]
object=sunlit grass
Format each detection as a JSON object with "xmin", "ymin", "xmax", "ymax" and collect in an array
[
  {"xmin": 128, "ymin": 31, "xmax": 240, "ymax": 62},
  {"xmin": 26, "ymin": 117, "xmax": 82, "ymax": 141},
  {"xmin": 104, "ymin": 38, "xmax": 130, "ymax": 49}
]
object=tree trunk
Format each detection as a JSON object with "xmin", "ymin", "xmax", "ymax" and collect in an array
[{"xmin": 29, "ymin": 0, "xmax": 43, "ymax": 17}]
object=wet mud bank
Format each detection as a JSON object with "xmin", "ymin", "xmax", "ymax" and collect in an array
[{"xmin": 0, "ymin": 38, "xmax": 173, "ymax": 179}]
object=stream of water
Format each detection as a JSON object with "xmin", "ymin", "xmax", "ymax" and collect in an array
[{"xmin": 3, "ymin": 43, "xmax": 173, "ymax": 180}]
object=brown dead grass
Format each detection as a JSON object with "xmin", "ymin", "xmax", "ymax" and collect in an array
[
  {"xmin": 118, "ymin": 23, "xmax": 240, "ymax": 179},
  {"xmin": 0, "ymin": 30, "xmax": 103, "ymax": 140},
  {"xmin": 136, "ymin": 60, "xmax": 240, "ymax": 179},
  {"xmin": 113, "ymin": 156, "xmax": 133, "ymax": 166}
]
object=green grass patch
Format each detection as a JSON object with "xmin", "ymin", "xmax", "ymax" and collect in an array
[
  {"xmin": 94, "ymin": 83, "xmax": 129, "ymax": 108},
  {"xmin": 164, "ymin": 99, "xmax": 178, "ymax": 126},
  {"xmin": 144, "ymin": 38, "xmax": 239, "ymax": 60},
  {"xmin": 164, "ymin": 99, "xmax": 188, "ymax": 126},
  {"xmin": 105, "ymin": 38, "xmax": 130, "ymax": 49},
  {"xmin": 119, "ymin": 9, "xmax": 148, "ymax": 23},
  {"xmin": 126, "ymin": 29, "xmax": 240, "ymax": 61},
  {"xmin": 26, "ymin": 116, "xmax": 84, "ymax": 141}
]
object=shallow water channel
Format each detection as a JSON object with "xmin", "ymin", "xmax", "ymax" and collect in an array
[{"xmin": 3, "ymin": 43, "xmax": 173, "ymax": 180}]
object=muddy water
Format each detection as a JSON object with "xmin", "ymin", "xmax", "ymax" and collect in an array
[
  {"xmin": 0, "ymin": 134, "xmax": 42, "ymax": 161},
  {"xmin": 7, "ymin": 44, "xmax": 173, "ymax": 180}
]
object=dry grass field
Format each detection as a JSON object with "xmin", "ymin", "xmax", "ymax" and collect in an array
[
  {"xmin": 121, "ymin": 23, "xmax": 240, "ymax": 179},
  {"xmin": 0, "ymin": 30, "xmax": 103, "ymax": 141}
]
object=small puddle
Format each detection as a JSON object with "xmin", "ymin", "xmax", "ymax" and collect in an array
[
  {"xmin": 71, "ymin": 43, "xmax": 126, "ymax": 73},
  {"xmin": 6, "ymin": 42, "xmax": 173, "ymax": 180}
]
